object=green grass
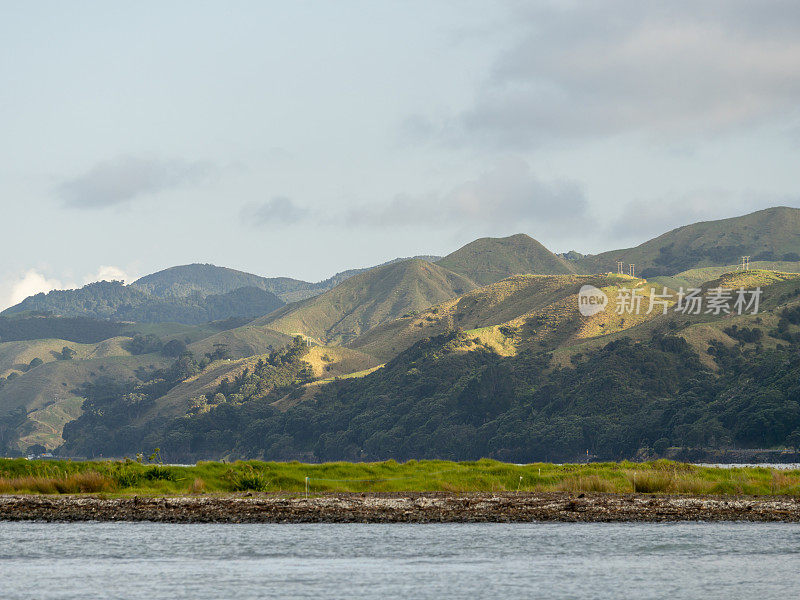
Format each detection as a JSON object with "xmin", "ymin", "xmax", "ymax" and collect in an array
[{"xmin": 2, "ymin": 458, "xmax": 800, "ymax": 496}]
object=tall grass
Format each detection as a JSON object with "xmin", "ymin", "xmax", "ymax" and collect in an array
[
  {"xmin": 1, "ymin": 458, "xmax": 799, "ymax": 496},
  {"xmin": 0, "ymin": 471, "xmax": 115, "ymax": 494}
]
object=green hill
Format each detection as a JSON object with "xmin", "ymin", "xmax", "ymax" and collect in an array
[
  {"xmin": 2, "ymin": 281, "xmax": 284, "ymax": 325},
  {"xmin": 254, "ymin": 259, "xmax": 478, "ymax": 345},
  {"xmin": 437, "ymin": 234, "xmax": 581, "ymax": 285},
  {"xmin": 579, "ymin": 207, "xmax": 800, "ymax": 277},
  {"xmin": 133, "ymin": 263, "xmax": 291, "ymax": 298}
]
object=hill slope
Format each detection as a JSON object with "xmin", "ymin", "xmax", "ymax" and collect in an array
[
  {"xmin": 2, "ymin": 281, "xmax": 284, "ymax": 325},
  {"xmin": 132, "ymin": 264, "xmax": 292, "ymax": 298},
  {"xmin": 349, "ymin": 273, "xmax": 667, "ymax": 361},
  {"xmin": 253, "ymin": 259, "xmax": 478, "ymax": 345},
  {"xmin": 437, "ymin": 234, "xmax": 581, "ymax": 285},
  {"xmin": 579, "ymin": 207, "xmax": 800, "ymax": 277}
]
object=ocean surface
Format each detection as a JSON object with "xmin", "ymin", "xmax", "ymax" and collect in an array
[{"xmin": 1, "ymin": 522, "xmax": 798, "ymax": 599}]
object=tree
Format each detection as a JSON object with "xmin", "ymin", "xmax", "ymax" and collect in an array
[
  {"xmin": 60, "ymin": 346, "xmax": 77, "ymax": 360},
  {"xmin": 128, "ymin": 334, "xmax": 163, "ymax": 355},
  {"xmin": 162, "ymin": 338, "xmax": 188, "ymax": 357},
  {"xmin": 26, "ymin": 443, "xmax": 47, "ymax": 455},
  {"xmin": 28, "ymin": 357, "xmax": 44, "ymax": 370}
]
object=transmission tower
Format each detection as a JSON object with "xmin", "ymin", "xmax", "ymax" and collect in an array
[{"xmin": 741, "ymin": 256, "xmax": 750, "ymax": 271}]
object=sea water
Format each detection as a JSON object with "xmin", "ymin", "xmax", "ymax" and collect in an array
[{"xmin": 1, "ymin": 521, "xmax": 798, "ymax": 599}]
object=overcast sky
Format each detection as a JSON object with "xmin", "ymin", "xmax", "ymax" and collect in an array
[{"xmin": 2, "ymin": 0, "xmax": 800, "ymax": 308}]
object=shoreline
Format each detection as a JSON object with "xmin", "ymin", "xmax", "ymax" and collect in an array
[{"xmin": 2, "ymin": 492, "xmax": 800, "ymax": 523}]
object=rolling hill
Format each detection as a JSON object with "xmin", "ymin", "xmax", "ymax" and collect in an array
[
  {"xmin": 2, "ymin": 281, "xmax": 284, "ymax": 325},
  {"xmin": 436, "ymin": 233, "xmax": 581, "ymax": 285},
  {"xmin": 349, "ymin": 273, "xmax": 668, "ymax": 361},
  {"xmin": 253, "ymin": 259, "xmax": 478, "ymax": 345},
  {"xmin": 133, "ymin": 263, "xmax": 293, "ymax": 298},
  {"xmin": 578, "ymin": 207, "xmax": 800, "ymax": 277},
  {"xmin": 54, "ymin": 265, "xmax": 800, "ymax": 463}
]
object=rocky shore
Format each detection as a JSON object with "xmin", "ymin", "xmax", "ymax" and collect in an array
[{"xmin": 2, "ymin": 492, "xmax": 800, "ymax": 523}]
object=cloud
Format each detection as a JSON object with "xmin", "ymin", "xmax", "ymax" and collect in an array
[
  {"xmin": 346, "ymin": 158, "xmax": 589, "ymax": 233},
  {"xmin": 0, "ymin": 265, "xmax": 135, "ymax": 311},
  {"xmin": 57, "ymin": 156, "xmax": 215, "ymax": 209},
  {"xmin": 83, "ymin": 265, "xmax": 134, "ymax": 285},
  {"xmin": 240, "ymin": 196, "xmax": 309, "ymax": 226},
  {"xmin": 425, "ymin": 1, "xmax": 800, "ymax": 147},
  {"xmin": 0, "ymin": 270, "xmax": 66, "ymax": 311}
]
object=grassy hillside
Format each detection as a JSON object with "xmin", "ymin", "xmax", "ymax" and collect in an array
[
  {"xmin": 650, "ymin": 260, "xmax": 800, "ymax": 290},
  {"xmin": 188, "ymin": 325, "xmax": 294, "ymax": 359},
  {"xmin": 579, "ymin": 207, "xmax": 800, "ymax": 277},
  {"xmin": 0, "ymin": 353, "xmax": 172, "ymax": 450},
  {"xmin": 349, "ymin": 273, "xmax": 666, "ymax": 361},
  {"xmin": 254, "ymin": 259, "xmax": 478, "ymax": 345},
  {"xmin": 551, "ymin": 269, "xmax": 800, "ymax": 370},
  {"xmin": 138, "ymin": 344, "xmax": 380, "ymax": 423},
  {"xmin": 0, "ymin": 337, "xmax": 132, "ymax": 379},
  {"xmin": 437, "ymin": 233, "xmax": 581, "ymax": 285}
]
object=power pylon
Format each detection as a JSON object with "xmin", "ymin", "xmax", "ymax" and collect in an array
[{"xmin": 740, "ymin": 256, "xmax": 750, "ymax": 271}]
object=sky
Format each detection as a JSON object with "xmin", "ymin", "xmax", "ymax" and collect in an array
[{"xmin": 1, "ymin": 0, "xmax": 800, "ymax": 309}]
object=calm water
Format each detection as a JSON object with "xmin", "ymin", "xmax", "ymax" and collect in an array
[{"xmin": 1, "ymin": 522, "xmax": 799, "ymax": 599}]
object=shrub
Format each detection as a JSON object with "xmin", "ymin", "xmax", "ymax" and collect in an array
[
  {"xmin": 144, "ymin": 466, "xmax": 176, "ymax": 481},
  {"xmin": 226, "ymin": 466, "xmax": 270, "ymax": 492}
]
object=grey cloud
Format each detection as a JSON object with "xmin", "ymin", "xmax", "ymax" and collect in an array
[
  {"xmin": 57, "ymin": 156, "xmax": 214, "ymax": 209},
  {"xmin": 434, "ymin": 1, "xmax": 800, "ymax": 147},
  {"xmin": 347, "ymin": 158, "xmax": 589, "ymax": 232},
  {"xmin": 241, "ymin": 196, "xmax": 309, "ymax": 226}
]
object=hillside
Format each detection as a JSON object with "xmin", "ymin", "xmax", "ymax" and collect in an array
[
  {"xmin": 349, "ymin": 273, "xmax": 668, "ymax": 361},
  {"xmin": 2, "ymin": 281, "xmax": 284, "ymax": 325},
  {"xmin": 274, "ymin": 255, "xmax": 444, "ymax": 303},
  {"xmin": 132, "ymin": 263, "xmax": 290, "ymax": 298},
  {"xmin": 55, "ymin": 286, "xmax": 800, "ymax": 462},
  {"xmin": 7, "ymin": 207, "xmax": 800, "ymax": 460},
  {"xmin": 650, "ymin": 260, "xmax": 800, "ymax": 291},
  {"xmin": 253, "ymin": 259, "xmax": 478, "ymax": 345},
  {"xmin": 120, "ymin": 258, "xmax": 450, "ymax": 305},
  {"xmin": 437, "ymin": 234, "xmax": 581, "ymax": 285},
  {"xmin": 579, "ymin": 207, "xmax": 800, "ymax": 277},
  {"xmin": 0, "ymin": 352, "xmax": 173, "ymax": 450}
]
